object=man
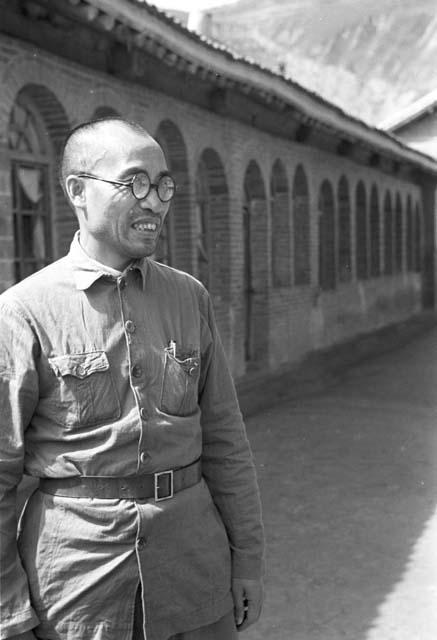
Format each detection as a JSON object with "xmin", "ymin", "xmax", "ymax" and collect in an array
[{"xmin": 0, "ymin": 118, "xmax": 264, "ymax": 640}]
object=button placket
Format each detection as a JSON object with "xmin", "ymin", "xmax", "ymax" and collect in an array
[{"xmin": 116, "ymin": 278, "xmax": 148, "ymax": 473}]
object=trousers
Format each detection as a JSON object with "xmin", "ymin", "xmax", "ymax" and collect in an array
[{"xmin": 132, "ymin": 585, "xmax": 238, "ymax": 640}]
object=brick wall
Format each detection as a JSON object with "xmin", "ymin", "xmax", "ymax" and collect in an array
[{"xmin": 0, "ymin": 34, "xmax": 427, "ymax": 380}]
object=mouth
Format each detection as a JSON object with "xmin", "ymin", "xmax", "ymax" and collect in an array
[{"xmin": 131, "ymin": 221, "xmax": 159, "ymax": 233}]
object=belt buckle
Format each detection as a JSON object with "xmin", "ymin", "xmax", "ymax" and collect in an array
[{"xmin": 154, "ymin": 469, "xmax": 174, "ymax": 502}]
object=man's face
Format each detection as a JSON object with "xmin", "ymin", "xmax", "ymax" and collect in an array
[{"xmin": 77, "ymin": 123, "xmax": 171, "ymax": 270}]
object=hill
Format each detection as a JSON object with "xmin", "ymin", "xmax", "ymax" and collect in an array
[{"xmin": 194, "ymin": 0, "xmax": 437, "ymax": 125}]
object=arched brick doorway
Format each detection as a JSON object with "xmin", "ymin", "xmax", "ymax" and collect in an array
[
  {"xmin": 406, "ymin": 195, "xmax": 413, "ymax": 272},
  {"xmin": 155, "ymin": 120, "xmax": 191, "ymax": 272},
  {"xmin": 355, "ymin": 181, "xmax": 368, "ymax": 280},
  {"xmin": 338, "ymin": 175, "xmax": 351, "ymax": 282},
  {"xmin": 318, "ymin": 180, "xmax": 336, "ymax": 290},
  {"xmin": 414, "ymin": 203, "xmax": 423, "ymax": 273},
  {"xmin": 383, "ymin": 191, "xmax": 393, "ymax": 276},
  {"xmin": 270, "ymin": 159, "xmax": 290, "ymax": 287},
  {"xmin": 370, "ymin": 184, "xmax": 380, "ymax": 277},
  {"xmin": 292, "ymin": 165, "xmax": 310, "ymax": 286},
  {"xmin": 243, "ymin": 160, "xmax": 269, "ymax": 367},
  {"xmin": 195, "ymin": 148, "xmax": 231, "ymax": 351},
  {"xmin": 395, "ymin": 193, "xmax": 403, "ymax": 273}
]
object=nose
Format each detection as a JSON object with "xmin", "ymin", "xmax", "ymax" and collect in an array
[{"xmin": 138, "ymin": 186, "xmax": 160, "ymax": 209}]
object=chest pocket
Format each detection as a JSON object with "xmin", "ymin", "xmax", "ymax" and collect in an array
[
  {"xmin": 160, "ymin": 348, "xmax": 200, "ymax": 416},
  {"xmin": 48, "ymin": 351, "xmax": 121, "ymax": 428}
]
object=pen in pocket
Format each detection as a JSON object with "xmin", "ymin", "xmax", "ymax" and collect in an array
[{"xmin": 168, "ymin": 340, "xmax": 176, "ymax": 357}]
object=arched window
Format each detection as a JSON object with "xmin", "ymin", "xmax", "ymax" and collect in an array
[
  {"xmin": 337, "ymin": 176, "xmax": 351, "ymax": 282},
  {"xmin": 8, "ymin": 95, "xmax": 52, "ymax": 282},
  {"xmin": 384, "ymin": 192, "xmax": 393, "ymax": 275},
  {"xmin": 395, "ymin": 193, "xmax": 403, "ymax": 273},
  {"xmin": 406, "ymin": 196, "xmax": 413, "ymax": 272},
  {"xmin": 270, "ymin": 159, "xmax": 290, "ymax": 287},
  {"xmin": 369, "ymin": 185, "xmax": 380, "ymax": 277},
  {"xmin": 355, "ymin": 181, "xmax": 368, "ymax": 280},
  {"xmin": 292, "ymin": 165, "xmax": 310, "ymax": 285},
  {"xmin": 318, "ymin": 180, "xmax": 336, "ymax": 290},
  {"xmin": 414, "ymin": 204, "xmax": 422, "ymax": 273}
]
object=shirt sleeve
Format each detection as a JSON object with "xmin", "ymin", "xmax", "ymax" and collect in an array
[
  {"xmin": 198, "ymin": 289, "xmax": 265, "ymax": 580},
  {"xmin": 0, "ymin": 301, "xmax": 40, "ymax": 638}
]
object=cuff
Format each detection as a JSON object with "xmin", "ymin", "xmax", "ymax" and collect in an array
[{"xmin": 0, "ymin": 608, "xmax": 39, "ymax": 640}]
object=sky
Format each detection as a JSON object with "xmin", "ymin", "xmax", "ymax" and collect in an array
[{"xmin": 151, "ymin": 0, "xmax": 238, "ymax": 11}]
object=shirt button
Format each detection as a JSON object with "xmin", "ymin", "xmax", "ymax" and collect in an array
[
  {"xmin": 118, "ymin": 278, "xmax": 126, "ymax": 289},
  {"xmin": 125, "ymin": 320, "xmax": 136, "ymax": 333},
  {"xmin": 132, "ymin": 364, "xmax": 143, "ymax": 378},
  {"xmin": 136, "ymin": 537, "xmax": 146, "ymax": 548},
  {"xmin": 140, "ymin": 408, "xmax": 148, "ymax": 420},
  {"xmin": 140, "ymin": 451, "xmax": 147, "ymax": 464}
]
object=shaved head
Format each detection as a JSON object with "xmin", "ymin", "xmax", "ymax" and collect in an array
[
  {"xmin": 60, "ymin": 117, "xmax": 171, "ymax": 268},
  {"xmin": 60, "ymin": 118, "xmax": 159, "ymax": 197}
]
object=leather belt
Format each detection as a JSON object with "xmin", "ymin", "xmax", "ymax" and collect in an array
[{"xmin": 39, "ymin": 459, "xmax": 202, "ymax": 502}]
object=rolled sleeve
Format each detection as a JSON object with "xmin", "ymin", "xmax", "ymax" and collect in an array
[
  {"xmin": 198, "ymin": 291, "xmax": 264, "ymax": 580},
  {"xmin": 0, "ymin": 302, "xmax": 40, "ymax": 638}
]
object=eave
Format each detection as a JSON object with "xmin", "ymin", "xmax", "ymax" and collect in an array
[{"xmin": 5, "ymin": 0, "xmax": 437, "ymax": 179}]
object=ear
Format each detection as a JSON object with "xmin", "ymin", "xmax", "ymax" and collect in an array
[{"xmin": 65, "ymin": 175, "xmax": 86, "ymax": 208}]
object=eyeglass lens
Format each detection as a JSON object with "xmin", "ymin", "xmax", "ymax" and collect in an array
[{"xmin": 132, "ymin": 173, "xmax": 175, "ymax": 202}]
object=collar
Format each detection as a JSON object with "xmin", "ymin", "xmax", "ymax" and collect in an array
[{"xmin": 68, "ymin": 232, "xmax": 148, "ymax": 291}]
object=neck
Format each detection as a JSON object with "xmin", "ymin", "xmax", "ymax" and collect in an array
[{"xmin": 78, "ymin": 233, "xmax": 130, "ymax": 272}]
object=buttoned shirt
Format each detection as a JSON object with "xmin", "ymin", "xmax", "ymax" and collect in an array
[{"xmin": 0, "ymin": 233, "xmax": 264, "ymax": 640}]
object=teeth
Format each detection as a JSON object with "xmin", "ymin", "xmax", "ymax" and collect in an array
[{"xmin": 133, "ymin": 222, "xmax": 157, "ymax": 232}]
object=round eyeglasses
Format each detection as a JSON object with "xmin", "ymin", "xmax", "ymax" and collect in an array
[{"xmin": 76, "ymin": 171, "xmax": 176, "ymax": 203}]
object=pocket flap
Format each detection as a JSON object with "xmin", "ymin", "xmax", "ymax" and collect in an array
[{"xmin": 48, "ymin": 351, "xmax": 110, "ymax": 379}]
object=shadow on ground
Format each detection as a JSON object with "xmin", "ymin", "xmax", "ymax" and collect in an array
[{"xmin": 244, "ymin": 324, "xmax": 437, "ymax": 639}]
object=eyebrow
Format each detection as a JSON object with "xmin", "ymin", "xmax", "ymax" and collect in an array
[
  {"xmin": 117, "ymin": 167, "xmax": 143, "ymax": 180},
  {"xmin": 117, "ymin": 167, "xmax": 170, "ymax": 181}
]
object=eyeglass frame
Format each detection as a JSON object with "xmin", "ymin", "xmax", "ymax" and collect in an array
[{"xmin": 75, "ymin": 171, "xmax": 176, "ymax": 203}]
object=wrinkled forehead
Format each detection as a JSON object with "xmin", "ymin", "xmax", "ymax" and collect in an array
[{"xmin": 90, "ymin": 123, "xmax": 168, "ymax": 174}]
